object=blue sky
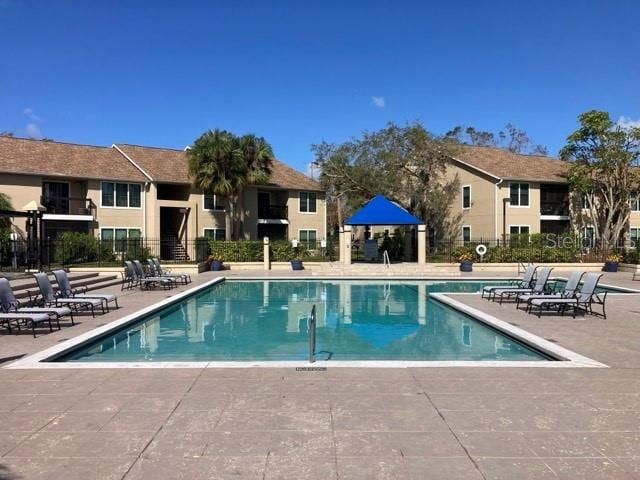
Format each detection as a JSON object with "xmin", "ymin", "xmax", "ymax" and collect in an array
[{"xmin": 1, "ymin": 0, "xmax": 639, "ymax": 174}]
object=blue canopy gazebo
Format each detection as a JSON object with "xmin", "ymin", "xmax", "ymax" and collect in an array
[{"xmin": 340, "ymin": 195, "xmax": 426, "ymax": 265}]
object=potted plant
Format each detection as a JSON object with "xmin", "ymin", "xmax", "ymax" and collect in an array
[
  {"xmin": 290, "ymin": 255, "xmax": 304, "ymax": 271},
  {"xmin": 208, "ymin": 255, "xmax": 224, "ymax": 271},
  {"xmin": 603, "ymin": 253, "xmax": 622, "ymax": 272},
  {"xmin": 459, "ymin": 252, "xmax": 474, "ymax": 272}
]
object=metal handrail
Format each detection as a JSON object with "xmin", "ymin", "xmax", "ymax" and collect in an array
[
  {"xmin": 308, "ymin": 304, "xmax": 316, "ymax": 363},
  {"xmin": 383, "ymin": 250, "xmax": 390, "ymax": 268}
]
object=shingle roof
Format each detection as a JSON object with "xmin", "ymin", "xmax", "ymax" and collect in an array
[
  {"xmin": 453, "ymin": 145, "xmax": 568, "ymax": 183},
  {"xmin": 115, "ymin": 143, "xmax": 322, "ymax": 190},
  {"xmin": 0, "ymin": 136, "xmax": 148, "ymax": 182}
]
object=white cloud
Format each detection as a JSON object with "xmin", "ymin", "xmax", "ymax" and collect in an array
[
  {"xmin": 371, "ymin": 96, "xmax": 385, "ymax": 108},
  {"xmin": 23, "ymin": 107, "xmax": 42, "ymax": 122},
  {"xmin": 25, "ymin": 122, "xmax": 41, "ymax": 138},
  {"xmin": 617, "ymin": 116, "xmax": 640, "ymax": 130}
]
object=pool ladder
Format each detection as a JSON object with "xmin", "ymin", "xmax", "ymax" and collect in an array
[{"xmin": 308, "ymin": 304, "xmax": 316, "ymax": 363}]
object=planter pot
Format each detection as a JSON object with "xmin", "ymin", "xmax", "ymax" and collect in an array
[
  {"xmin": 459, "ymin": 260, "xmax": 473, "ymax": 272},
  {"xmin": 603, "ymin": 260, "xmax": 619, "ymax": 272},
  {"xmin": 210, "ymin": 260, "xmax": 224, "ymax": 271},
  {"xmin": 290, "ymin": 259, "xmax": 304, "ymax": 271}
]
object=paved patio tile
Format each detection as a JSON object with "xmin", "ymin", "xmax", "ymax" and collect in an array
[
  {"xmin": 100, "ymin": 410, "xmax": 170, "ymax": 432},
  {"xmin": 332, "ymin": 409, "xmax": 448, "ymax": 432},
  {"xmin": 37, "ymin": 456, "xmax": 136, "ymax": 480},
  {"xmin": 581, "ymin": 393, "xmax": 640, "ymax": 411},
  {"xmin": 330, "ymin": 393, "xmax": 432, "ymax": 411},
  {"xmin": 456, "ymin": 431, "xmax": 537, "ymax": 457},
  {"xmin": 74, "ymin": 431, "xmax": 155, "ymax": 457},
  {"xmin": 66, "ymin": 393, "xmax": 134, "ymax": 413},
  {"xmin": 0, "ymin": 394, "xmax": 35, "ymax": 412},
  {"xmin": 11, "ymin": 394, "xmax": 83, "ymax": 413},
  {"xmin": 543, "ymin": 457, "xmax": 635, "ymax": 479},
  {"xmin": 585, "ymin": 432, "xmax": 640, "ymax": 457},
  {"xmin": 44, "ymin": 410, "xmax": 117, "ymax": 432},
  {"xmin": 142, "ymin": 430, "xmax": 211, "ymax": 458},
  {"xmin": 122, "ymin": 456, "xmax": 220, "ymax": 480},
  {"xmin": 522, "ymin": 432, "xmax": 605, "ymax": 458},
  {"xmin": 174, "ymin": 393, "xmax": 232, "ymax": 411},
  {"xmin": 336, "ymin": 456, "xmax": 410, "ymax": 480},
  {"xmin": 611, "ymin": 457, "xmax": 640, "ymax": 477},
  {"xmin": 204, "ymin": 431, "xmax": 334, "ymax": 457},
  {"xmin": 0, "ymin": 430, "xmax": 31, "ymax": 456},
  {"xmin": 441, "ymin": 410, "xmax": 563, "ymax": 432},
  {"xmin": 0, "ymin": 411, "xmax": 59, "ymax": 432},
  {"xmin": 335, "ymin": 431, "xmax": 465, "ymax": 457},
  {"xmin": 5, "ymin": 431, "xmax": 92, "ymax": 457},
  {"xmin": 405, "ymin": 456, "xmax": 484, "ymax": 480},
  {"xmin": 119, "ymin": 394, "xmax": 183, "ymax": 412},
  {"xmin": 216, "ymin": 410, "xmax": 332, "ymax": 431},
  {"xmin": 163, "ymin": 409, "xmax": 223, "ymax": 432},
  {"xmin": 265, "ymin": 455, "xmax": 335, "ymax": 480},
  {"xmin": 474, "ymin": 457, "xmax": 556, "ymax": 479}
]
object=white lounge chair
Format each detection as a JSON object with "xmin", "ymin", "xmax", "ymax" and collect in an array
[
  {"xmin": 492, "ymin": 267, "xmax": 553, "ymax": 304},
  {"xmin": 52, "ymin": 269, "xmax": 118, "ymax": 312},
  {"xmin": 481, "ymin": 264, "xmax": 536, "ymax": 301},
  {"xmin": 528, "ymin": 272, "xmax": 607, "ymax": 319},
  {"xmin": 0, "ymin": 277, "xmax": 72, "ymax": 326},
  {"xmin": 516, "ymin": 271, "xmax": 584, "ymax": 309}
]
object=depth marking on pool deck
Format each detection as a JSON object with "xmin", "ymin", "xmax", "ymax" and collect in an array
[{"xmin": 5, "ymin": 276, "xmax": 608, "ymax": 369}]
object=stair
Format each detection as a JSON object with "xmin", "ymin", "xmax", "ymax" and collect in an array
[
  {"xmin": 159, "ymin": 230, "xmax": 190, "ymax": 262},
  {"xmin": 7, "ymin": 271, "xmax": 120, "ymax": 301}
]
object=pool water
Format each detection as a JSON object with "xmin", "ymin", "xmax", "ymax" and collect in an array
[{"xmin": 56, "ymin": 280, "xmax": 552, "ymax": 362}]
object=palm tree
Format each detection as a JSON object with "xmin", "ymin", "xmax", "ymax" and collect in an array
[
  {"xmin": 0, "ymin": 192, "xmax": 13, "ymax": 229},
  {"xmin": 187, "ymin": 129, "xmax": 244, "ymax": 240},
  {"xmin": 236, "ymin": 134, "xmax": 274, "ymax": 238},
  {"xmin": 187, "ymin": 130, "xmax": 275, "ymax": 240}
]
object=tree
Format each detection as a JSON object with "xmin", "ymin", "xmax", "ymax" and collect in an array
[
  {"xmin": 187, "ymin": 129, "xmax": 274, "ymax": 240},
  {"xmin": 0, "ymin": 193, "xmax": 13, "ymax": 229},
  {"xmin": 313, "ymin": 122, "xmax": 462, "ymax": 243},
  {"xmin": 561, "ymin": 110, "xmax": 640, "ymax": 249},
  {"xmin": 446, "ymin": 123, "xmax": 548, "ymax": 155}
]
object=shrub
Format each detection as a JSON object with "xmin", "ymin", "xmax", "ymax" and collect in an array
[
  {"xmin": 208, "ymin": 240, "xmax": 263, "ymax": 262},
  {"xmin": 53, "ymin": 232, "xmax": 114, "ymax": 265}
]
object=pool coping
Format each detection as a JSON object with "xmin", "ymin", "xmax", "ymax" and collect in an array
[{"xmin": 6, "ymin": 276, "xmax": 609, "ymax": 369}]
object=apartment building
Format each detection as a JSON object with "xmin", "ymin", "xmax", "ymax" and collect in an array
[
  {"xmin": 447, "ymin": 144, "xmax": 640, "ymax": 243},
  {"xmin": 0, "ymin": 136, "xmax": 326, "ymax": 249}
]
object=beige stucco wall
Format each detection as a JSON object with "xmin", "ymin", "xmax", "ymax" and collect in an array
[
  {"xmin": 447, "ymin": 165, "xmax": 497, "ymax": 239},
  {"xmin": 286, "ymin": 190, "xmax": 326, "ymax": 241},
  {"xmin": 498, "ymin": 182, "xmax": 542, "ymax": 236},
  {"xmin": 86, "ymin": 179, "xmax": 145, "ymax": 234}
]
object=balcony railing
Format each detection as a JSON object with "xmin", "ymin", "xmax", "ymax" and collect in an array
[
  {"xmin": 540, "ymin": 202, "xmax": 569, "ymax": 216},
  {"xmin": 258, "ymin": 205, "xmax": 288, "ymax": 219},
  {"xmin": 41, "ymin": 196, "xmax": 97, "ymax": 219}
]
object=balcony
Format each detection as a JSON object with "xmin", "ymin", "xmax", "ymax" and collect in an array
[
  {"xmin": 540, "ymin": 202, "xmax": 569, "ymax": 217},
  {"xmin": 41, "ymin": 196, "xmax": 97, "ymax": 220},
  {"xmin": 258, "ymin": 205, "xmax": 288, "ymax": 220}
]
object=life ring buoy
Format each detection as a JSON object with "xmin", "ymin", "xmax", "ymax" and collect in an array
[{"xmin": 475, "ymin": 244, "xmax": 487, "ymax": 256}]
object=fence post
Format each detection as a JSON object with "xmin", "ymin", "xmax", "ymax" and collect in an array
[{"xmin": 263, "ymin": 237, "xmax": 270, "ymax": 270}]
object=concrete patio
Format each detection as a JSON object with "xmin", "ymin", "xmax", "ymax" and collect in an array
[{"xmin": 1, "ymin": 270, "xmax": 639, "ymax": 479}]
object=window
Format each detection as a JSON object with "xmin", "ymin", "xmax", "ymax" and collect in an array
[
  {"xmin": 203, "ymin": 194, "xmax": 224, "ymax": 211},
  {"xmin": 630, "ymin": 228, "xmax": 640, "ymax": 247},
  {"xmin": 630, "ymin": 193, "xmax": 640, "ymax": 212},
  {"xmin": 299, "ymin": 229, "xmax": 317, "ymax": 249},
  {"xmin": 462, "ymin": 226, "xmax": 471, "ymax": 244},
  {"xmin": 101, "ymin": 182, "xmax": 142, "ymax": 208},
  {"xmin": 582, "ymin": 226, "xmax": 595, "ymax": 248},
  {"xmin": 509, "ymin": 183, "xmax": 529, "ymax": 207},
  {"xmin": 582, "ymin": 194, "xmax": 589, "ymax": 210},
  {"xmin": 462, "ymin": 186, "xmax": 471, "ymax": 209},
  {"xmin": 100, "ymin": 228, "xmax": 142, "ymax": 252},
  {"xmin": 299, "ymin": 192, "xmax": 317, "ymax": 213},
  {"xmin": 203, "ymin": 228, "xmax": 226, "ymax": 241},
  {"xmin": 509, "ymin": 225, "xmax": 530, "ymax": 235}
]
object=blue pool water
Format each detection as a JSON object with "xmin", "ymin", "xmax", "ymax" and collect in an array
[{"xmin": 56, "ymin": 280, "xmax": 553, "ymax": 362}]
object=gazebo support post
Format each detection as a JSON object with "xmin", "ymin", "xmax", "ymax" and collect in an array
[
  {"xmin": 338, "ymin": 226, "xmax": 345, "ymax": 264},
  {"xmin": 418, "ymin": 224, "xmax": 426, "ymax": 265},
  {"xmin": 342, "ymin": 225, "xmax": 352, "ymax": 265}
]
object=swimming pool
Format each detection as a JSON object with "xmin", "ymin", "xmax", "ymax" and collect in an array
[{"xmin": 54, "ymin": 279, "xmax": 554, "ymax": 363}]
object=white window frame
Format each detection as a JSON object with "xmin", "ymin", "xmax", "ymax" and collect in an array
[
  {"xmin": 582, "ymin": 226, "xmax": 595, "ymax": 248},
  {"xmin": 298, "ymin": 191, "xmax": 318, "ymax": 214},
  {"xmin": 581, "ymin": 194, "xmax": 590, "ymax": 210},
  {"xmin": 508, "ymin": 224, "xmax": 530, "ymax": 235},
  {"xmin": 508, "ymin": 182, "xmax": 530, "ymax": 208},
  {"xmin": 99, "ymin": 227, "xmax": 142, "ymax": 252},
  {"xmin": 202, "ymin": 193, "xmax": 225, "ymax": 212},
  {"xmin": 461, "ymin": 225, "xmax": 471, "ymax": 243},
  {"xmin": 100, "ymin": 182, "xmax": 143, "ymax": 209},
  {"xmin": 461, "ymin": 185, "xmax": 471, "ymax": 210},
  {"xmin": 629, "ymin": 192, "xmax": 640, "ymax": 212},
  {"xmin": 298, "ymin": 229, "xmax": 317, "ymax": 247},
  {"xmin": 630, "ymin": 227, "xmax": 640, "ymax": 247},
  {"xmin": 202, "ymin": 228, "xmax": 226, "ymax": 241}
]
